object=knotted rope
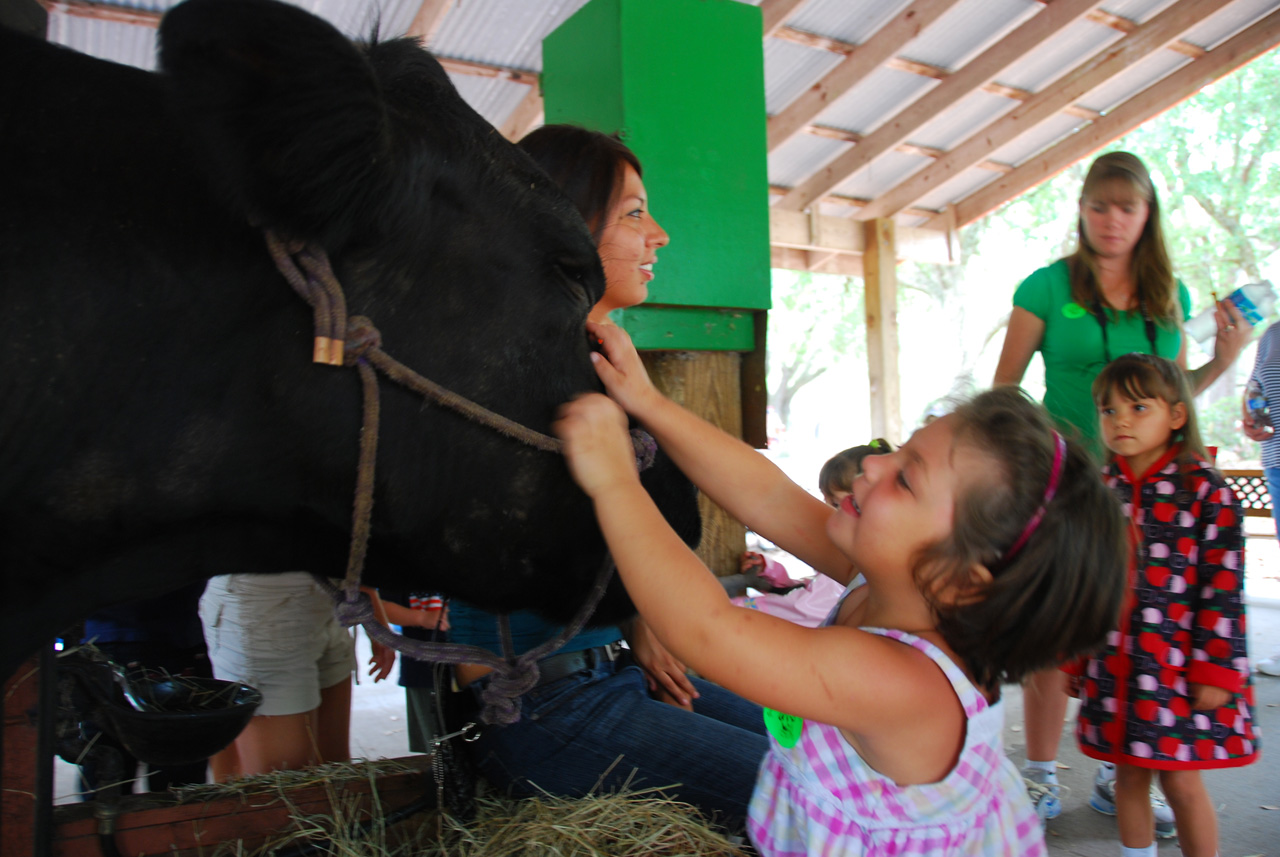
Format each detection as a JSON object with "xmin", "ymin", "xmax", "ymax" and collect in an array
[{"xmin": 266, "ymin": 232, "xmax": 648, "ymax": 725}]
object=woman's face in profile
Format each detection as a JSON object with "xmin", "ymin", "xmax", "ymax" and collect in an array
[
  {"xmin": 1079, "ymin": 179, "xmax": 1149, "ymax": 260},
  {"xmin": 593, "ymin": 164, "xmax": 669, "ymax": 318}
]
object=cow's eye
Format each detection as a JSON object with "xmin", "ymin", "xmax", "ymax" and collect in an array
[{"xmin": 553, "ymin": 256, "xmax": 599, "ymax": 304}]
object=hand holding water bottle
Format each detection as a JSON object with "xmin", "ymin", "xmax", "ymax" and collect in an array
[
  {"xmin": 1186, "ymin": 282, "xmax": 1275, "ymax": 355},
  {"xmin": 1242, "ymin": 378, "xmax": 1273, "ymax": 441}
]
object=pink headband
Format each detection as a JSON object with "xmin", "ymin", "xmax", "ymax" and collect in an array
[{"xmin": 1003, "ymin": 431, "xmax": 1067, "ymax": 561}]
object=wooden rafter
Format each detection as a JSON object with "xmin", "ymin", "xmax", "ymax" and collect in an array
[
  {"xmin": 499, "ymin": 86, "xmax": 545, "ymax": 142},
  {"xmin": 760, "ymin": 0, "xmax": 811, "ymax": 39},
  {"xmin": 802, "ymin": 125, "xmax": 1014, "ymax": 174},
  {"xmin": 853, "ymin": 0, "xmax": 1234, "ymax": 222},
  {"xmin": 406, "ymin": 0, "xmax": 455, "ymax": 45},
  {"xmin": 38, "ymin": 0, "xmax": 156, "ymax": 27},
  {"xmin": 934, "ymin": 6, "xmax": 1280, "ymax": 231},
  {"xmin": 765, "ymin": 0, "xmax": 965, "ymax": 152},
  {"xmin": 774, "ymin": 0, "xmax": 1105, "ymax": 212}
]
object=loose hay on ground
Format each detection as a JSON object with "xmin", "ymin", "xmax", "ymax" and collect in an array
[{"xmin": 171, "ymin": 760, "xmax": 752, "ymax": 856}]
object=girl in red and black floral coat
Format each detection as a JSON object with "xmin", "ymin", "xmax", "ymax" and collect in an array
[{"xmin": 1075, "ymin": 353, "xmax": 1257, "ymax": 857}]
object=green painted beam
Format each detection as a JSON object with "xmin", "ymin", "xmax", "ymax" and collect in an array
[{"xmin": 611, "ymin": 305, "xmax": 756, "ymax": 351}]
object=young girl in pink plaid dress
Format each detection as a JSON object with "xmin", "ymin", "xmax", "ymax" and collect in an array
[{"xmin": 554, "ymin": 323, "xmax": 1129, "ymax": 856}]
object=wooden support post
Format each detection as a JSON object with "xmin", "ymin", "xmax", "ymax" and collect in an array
[
  {"xmin": 642, "ymin": 351, "xmax": 745, "ymax": 575},
  {"xmin": 863, "ymin": 218, "xmax": 901, "ymax": 443},
  {"xmin": 3, "ymin": 649, "xmax": 54, "ymax": 857}
]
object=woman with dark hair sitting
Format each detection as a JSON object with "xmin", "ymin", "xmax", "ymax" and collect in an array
[{"xmin": 448, "ymin": 125, "xmax": 768, "ymax": 833}]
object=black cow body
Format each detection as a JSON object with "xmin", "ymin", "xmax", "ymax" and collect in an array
[{"xmin": 0, "ymin": 0, "xmax": 696, "ymax": 680}]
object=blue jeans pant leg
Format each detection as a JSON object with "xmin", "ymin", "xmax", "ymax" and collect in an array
[
  {"xmin": 1265, "ymin": 466, "xmax": 1280, "ymax": 538},
  {"xmin": 467, "ymin": 662, "xmax": 768, "ymax": 832}
]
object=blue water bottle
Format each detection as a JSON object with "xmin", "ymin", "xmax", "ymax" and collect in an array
[{"xmin": 1247, "ymin": 379, "xmax": 1271, "ymax": 428}]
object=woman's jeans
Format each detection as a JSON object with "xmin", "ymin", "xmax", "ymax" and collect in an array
[
  {"xmin": 466, "ymin": 658, "xmax": 768, "ymax": 832},
  {"xmin": 1265, "ymin": 466, "xmax": 1280, "ymax": 537}
]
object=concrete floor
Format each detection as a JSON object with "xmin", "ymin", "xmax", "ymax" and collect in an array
[{"xmin": 54, "ymin": 542, "xmax": 1280, "ymax": 855}]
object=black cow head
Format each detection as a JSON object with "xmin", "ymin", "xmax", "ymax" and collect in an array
[{"xmin": 0, "ymin": 0, "xmax": 698, "ymax": 679}]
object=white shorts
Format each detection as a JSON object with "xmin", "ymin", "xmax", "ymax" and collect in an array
[{"xmin": 199, "ymin": 572, "xmax": 356, "ymax": 717}]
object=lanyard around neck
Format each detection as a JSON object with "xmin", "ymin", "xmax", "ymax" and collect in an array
[{"xmin": 1091, "ymin": 296, "xmax": 1158, "ymax": 362}]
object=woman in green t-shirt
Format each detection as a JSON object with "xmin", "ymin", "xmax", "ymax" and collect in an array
[{"xmin": 992, "ymin": 151, "xmax": 1249, "ymax": 834}]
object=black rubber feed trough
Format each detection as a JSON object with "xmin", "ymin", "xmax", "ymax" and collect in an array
[{"xmin": 101, "ymin": 674, "xmax": 262, "ymax": 767}]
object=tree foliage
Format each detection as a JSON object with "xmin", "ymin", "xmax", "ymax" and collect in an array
[{"xmin": 766, "ymin": 270, "xmax": 862, "ymax": 429}]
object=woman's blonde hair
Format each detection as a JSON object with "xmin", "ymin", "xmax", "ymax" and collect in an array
[
  {"xmin": 1068, "ymin": 151, "xmax": 1178, "ymax": 322},
  {"xmin": 1091, "ymin": 353, "xmax": 1208, "ymax": 468}
]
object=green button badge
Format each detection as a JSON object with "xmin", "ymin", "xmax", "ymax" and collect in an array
[
  {"xmin": 1063, "ymin": 302, "xmax": 1087, "ymax": 319},
  {"xmin": 763, "ymin": 707, "xmax": 804, "ymax": 748}
]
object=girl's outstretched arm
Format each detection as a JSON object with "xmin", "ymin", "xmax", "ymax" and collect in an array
[
  {"xmin": 554, "ymin": 394, "xmax": 964, "ymax": 774},
  {"xmin": 586, "ymin": 321, "xmax": 852, "ymax": 581}
]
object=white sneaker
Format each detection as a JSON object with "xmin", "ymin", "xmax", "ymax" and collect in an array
[
  {"xmin": 1256, "ymin": 653, "xmax": 1280, "ymax": 677},
  {"xmin": 1089, "ymin": 762, "xmax": 1176, "ymax": 839},
  {"xmin": 1021, "ymin": 767, "xmax": 1062, "ymax": 824}
]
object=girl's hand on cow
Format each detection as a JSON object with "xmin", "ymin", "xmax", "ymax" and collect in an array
[
  {"xmin": 554, "ymin": 393, "xmax": 640, "ymax": 498},
  {"xmin": 587, "ymin": 321, "xmax": 661, "ymax": 417}
]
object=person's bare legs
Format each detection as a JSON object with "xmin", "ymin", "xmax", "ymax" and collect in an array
[
  {"xmin": 1115, "ymin": 763, "xmax": 1155, "ymax": 847},
  {"xmin": 207, "ymin": 741, "xmax": 241, "ymax": 782},
  {"xmin": 314, "ymin": 676, "xmax": 352, "ymax": 764},
  {"xmin": 215, "ymin": 711, "xmax": 322, "ymax": 779},
  {"xmin": 1159, "ymin": 769, "xmax": 1218, "ymax": 857},
  {"xmin": 1024, "ymin": 667, "xmax": 1070, "ymax": 765}
]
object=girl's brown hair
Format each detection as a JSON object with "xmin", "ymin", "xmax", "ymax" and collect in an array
[
  {"xmin": 914, "ymin": 387, "xmax": 1127, "ymax": 689},
  {"xmin": 818, "ymin": 439, "xmax": 891, "ymax": 499},
  {"xmin": 1090, "ymin": 352, "xmax": 1208, "ymax": 468},
  {"xmin": 1068, "ymin": 151, "xmax": 1178, "ymax": 323}
]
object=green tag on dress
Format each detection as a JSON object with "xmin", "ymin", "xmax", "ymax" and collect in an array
[
  {"xmin": 763, "ymin": 707, "xmax": 803, "ymax": 748},
  {"xmin": 1062, "ymin": 302, "xmax": 1087, "ymax": 319}
]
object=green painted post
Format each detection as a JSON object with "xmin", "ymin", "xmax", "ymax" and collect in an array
[{"xmin": 541, "ymin": 0, "xmax": 770, "ymax": 351}]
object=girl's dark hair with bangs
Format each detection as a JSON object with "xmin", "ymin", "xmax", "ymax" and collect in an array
[
  {"xmin": 517, "ymin": 124, "xmax": 642, "ymax": 240},
  {"xmin": 913, "ymin": 387, "xmax": 1127, "ymax": 690},
  {"xmin": 1091, "ymin": 353, "xmax": 1208, "ymax": 468}
]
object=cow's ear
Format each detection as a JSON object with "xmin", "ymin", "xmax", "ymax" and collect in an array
[{"xmin": 158, "ymin": 0, "xmax": 392, "ymax": 249}]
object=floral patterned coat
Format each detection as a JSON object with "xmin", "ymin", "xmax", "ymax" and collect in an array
[{"xmin": 1074, "ymin": 446, "xmax": 1258, "ymax": 771}]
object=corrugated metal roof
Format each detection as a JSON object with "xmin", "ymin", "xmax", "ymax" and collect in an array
[
  {"xmin": 993, "ymin": 16, "xmax": 1124, "ymax": 93},
  {"xmin": 899, "ymin": 0, "xmax": 1042, "ymax": 70},
  {"xmin": 816, "ymin": 66, "xmax": 938, "ymax": 136},
  {"xmin": 33, "ymin": 0, "xmax": 1280, "ymax": 272},
  {"xmin": 763, "ymin": 37, "xmax": 843, "ymax": 116},
  {"xmin": 787, "ymin": 0, "xmax": 912, "ymax": 46}
]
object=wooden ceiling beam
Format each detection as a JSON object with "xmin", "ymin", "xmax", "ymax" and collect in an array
[
  {"xmin": 38, "ymin": 0, "xmax": 157, "ymax": 28},
  {"xmin": 803, "ymin": 124, "xmax": 1014, "ymax": 173},
  {"xmin": 766, "ymin": 0, "xmax": 965, "ymax": 152},
  {"xmin": 760, "ymin": 0, "xmax": 811, "ymax": 39},
  {"xmin": 773, "ymin": 29, "xmax": 1105, "ymax": 121},
  {"xmin": 854, "ymin": 0, "xmax": 1234, "ymax": 221},
  {"xmin": 937, "ymin": 6, "xmax": 1280, "ymax": 232},
  {"xmin": 769, "ymin": 185, "xmax": 943, "ymax": 223},
  {"xmin": 771, "ymin": 7, "xmax": 1210, "ymax": 63},
  {"xmin": 498, "ymin": 86, "xmax": 544, "ymax": 142},
  {"xmin": 774, "ymin": 0, "xmax": 1104, "ymax": 211},
  {"xmin": 433, "ymin": 56, "xmax": 537, "ymax": 85},
  {"xmin": 406, "ymin": 0, "xmax": 456, "ymax": 45}
]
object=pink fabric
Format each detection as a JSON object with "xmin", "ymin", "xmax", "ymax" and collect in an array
[
  {"xmin": 747, "ymin": 610, "xmax": 1046, "ymax": 855},
  {"xmin": 733, "ymin": 572, "xmax": 845, "ymax": 629}
]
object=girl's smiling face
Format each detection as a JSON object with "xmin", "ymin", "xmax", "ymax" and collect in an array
[
  {"xmin": 826, "ymin": 416, "xmax": 992, "ymax": 579},
  {"xmin": 591, "ymin": 164, "xmax": 669, "ymax": 322}
]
